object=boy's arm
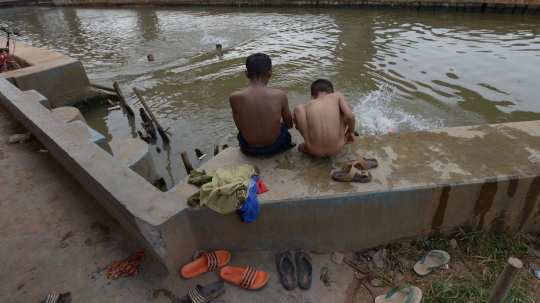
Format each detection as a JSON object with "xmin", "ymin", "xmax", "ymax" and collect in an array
[
  {"xmin": 229, "ymin": 93, "xmax": 241, "ymax": 129},
  {"xmin": 337, "ymin": 93, "xmax": 356, "ymax": 143},
  {"xmin": 280, "ymin": 92, "xmax": 293, "ymax": 129}
]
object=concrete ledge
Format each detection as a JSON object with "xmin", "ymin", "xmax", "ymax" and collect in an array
[
  {"xmin": 0, "ymin": 38, "xmax": 102, "ymax": 108},
  {"xmin": 52, "ymin": 106, "xmax": 87, "ymax": 124},
  {"xmin": 2, "ymin": 75, "xmax": 540, "ymax": 273},
  {"xmin": 110, "ymin": 138, "xmax": 158, "ymax": 184},
  {"xmin": 40, "ymin": 0, "xmax": 540, "ymax": 14}
]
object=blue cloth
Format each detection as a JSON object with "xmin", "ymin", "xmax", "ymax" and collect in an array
[
  {"xmin": 236, "ymin": 175, "xmax": 261, "ymax": 223},
  {"xmin": 237, "ymin": 124, "xmax": 295, "ymax": 156}
]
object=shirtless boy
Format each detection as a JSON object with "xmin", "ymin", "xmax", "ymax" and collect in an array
[
  {"xmin": 229, "ymin": 53, "xmax": 295, "ymax": 155},
  {"xmin": 294, "ymin": 79, "xmax": 356, "ymax": 157}
]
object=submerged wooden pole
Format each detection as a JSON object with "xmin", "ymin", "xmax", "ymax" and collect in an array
[
  {"xmin": 180, "ymin": 151, "xmax": 194, "ymax": 174},
  {"xmin": 112, "ymin": 81, "xmax": 134, "ymax": 116},
  {"xmin": 214, "ymin": 145, "xmax": 219, "ymax": 156},
  {"xmin": 487, "ymin": 257, "xmax": 523, "ymax": 303},
  {"xmin": 132, "ymin": 88, "xmax": 170, "ymax": 143}
]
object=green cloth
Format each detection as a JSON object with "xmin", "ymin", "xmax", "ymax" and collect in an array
[
  {"xmin": 187, "ymin": 170, "xmax": 212, "ymax": 207},
  {"xmin": 188, "ymin": 169, "xmax": 213, "ymax": 186},
  {"xmin": 187, "ymin": 164, "xmax": 260, "ymax": 214}
]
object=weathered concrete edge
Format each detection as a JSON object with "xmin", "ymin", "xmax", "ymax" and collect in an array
[
  {"xmin": 0, "ymin": 79, "xmax": 177, "ymax": 271},
  {"xmin": 3, "ymin": 75, "xmax": 540, "ymax": 272},
  {"xmin": 184, "ymin": 173, "xmax": 540, "ymax": 253},
  {"xmin": 0, "ymin": 38, "xmax": 102, "ymax": 108}
]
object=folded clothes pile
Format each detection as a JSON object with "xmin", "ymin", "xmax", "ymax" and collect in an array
[{"xmin": 186, "ymin": 164, "xmax": 268, "ymax": 223}]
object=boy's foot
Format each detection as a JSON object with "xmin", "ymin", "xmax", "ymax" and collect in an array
[{"xmin": 297, "ymin": 142, "xmax": 309, "ymax": 154}]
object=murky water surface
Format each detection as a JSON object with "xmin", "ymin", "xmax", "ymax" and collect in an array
[{"xmin": 2, "ymin": 7, "xmax": 539, "ymax": 187}]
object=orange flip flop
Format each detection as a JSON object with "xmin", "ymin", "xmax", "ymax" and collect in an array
[
  {"xmin": 220, "ymin": 266, "xmax": 269, "ymax": 290},
  {"xmin": 181, "ymin": 251, "xmax": 231, "ymax": 279}
]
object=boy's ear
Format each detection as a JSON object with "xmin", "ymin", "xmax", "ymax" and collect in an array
[
  {"xmin": 267, "ymin": 69, "xmax": 272, "ymax": 78},
  {"xmin": 244, "ymin": 70, "xmax": 251, "ymax": 79}
]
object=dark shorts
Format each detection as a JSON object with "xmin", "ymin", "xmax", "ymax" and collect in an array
[{"xmin": 237, "ymin": 124, "xmax": 295, "ymax": 156}]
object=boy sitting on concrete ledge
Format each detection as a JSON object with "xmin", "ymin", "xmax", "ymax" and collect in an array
[
  {"xmin": 294, "ymin": 79, "xmax": 356, "ymax": 157},
  {"xmin": 229, "ymin": 53, "xmax": 295, "ymax": 155}
]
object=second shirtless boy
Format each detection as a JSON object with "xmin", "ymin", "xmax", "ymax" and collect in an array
[
  {"xmin": 229, "ymin": 53, "xmax": 295, "ymax": 155},
  {"xmin": 294, "ymin": 79, "xmax": 356, "ymax": 157}
]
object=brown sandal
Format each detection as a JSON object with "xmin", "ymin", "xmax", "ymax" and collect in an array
[
  {"xmin": 332, "ymin": 166, "xmax": 372, "ymax": 183},
  {"xmin": 344, "ymin": 156, "xmax": 378, "ymax": 170}
]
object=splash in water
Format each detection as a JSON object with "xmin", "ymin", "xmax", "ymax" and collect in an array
[{"xmin": 353, "ymin": 84, "xmax": 444, "ymax": 135}]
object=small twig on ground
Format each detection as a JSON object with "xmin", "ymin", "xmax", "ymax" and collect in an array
[
  {"xmin": 360, "ymin": 279, "xmax": 376, "ymax": 298},
  {"xmin": 320, "ymin": 266, "xmax": 332, "ymax": 287},
  {"xmin": 343, "ymin": 258, "xmax": 396, "ymax": 287}
]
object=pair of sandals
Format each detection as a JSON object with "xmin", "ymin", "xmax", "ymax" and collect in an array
[
  {"xmin": 276, "ymin": 249, "xmax": 312, "ymax": 290},
  {"xmin": 180, "ymin": 250, "xmax": 269, "ymax": 303},
  {"xmin": 375, "ymin": 250, "xmax": 451, "ymax": 303},
  {"xmin": 332, "ymin": 156, "xmax": 378, "ymax": 183}
]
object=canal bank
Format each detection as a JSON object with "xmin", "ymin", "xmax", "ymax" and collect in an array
[
  {"xmin": 2, "ymin": 0, "xmax": 540, "ymax": 15},
  {"xmin": 2, "ymin": 66, "xmax": 540, "ymax": 273}
]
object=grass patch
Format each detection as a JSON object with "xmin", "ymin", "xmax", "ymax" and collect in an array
[{"xmin": 385, "ymin": 229, "xmax": 540, "ymax": 303}]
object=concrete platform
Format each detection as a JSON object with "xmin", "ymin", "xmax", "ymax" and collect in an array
[
  {"xmin": 0, "ymin": 38, "xmax": 106, "ymax": 108},
  {"xmin": 2, "ymin": 75, "xmax": 540, "ymax": 274},
  {"xmin": 51, "ymin": 106, "xmax": 87, "ymax": 124},
  {"xmin": 0, "ymin": 102, "xmax": 380, "ymax": 303}
]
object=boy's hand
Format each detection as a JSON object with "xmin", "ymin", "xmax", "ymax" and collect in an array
[{"xmin": 345, "ymin": 130, "xmax": 355, "ymax": 144}]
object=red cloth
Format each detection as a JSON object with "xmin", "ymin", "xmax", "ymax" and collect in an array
[
  {"xmin": 106, "ymin": 250, "xmax": 146, "ymax": 279},
  {"xmin": 257, "ymin": 178, "xmax": 268, "ymax": 194}
]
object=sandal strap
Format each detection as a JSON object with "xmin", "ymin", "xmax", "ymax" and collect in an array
[
  {"xmin": 344, "ymin": 166, "xmax": 368, "ymax": 182},
  {"xmin": 45, "ymin": 293, "xmax": 60, "ymax": 303},
  {"xmin": 239, "ymin": 266, "xmax": 258, "ymax": 288},
  {"xmin": 385, "ymin": 285, "xmax": 414, "ymax": 303},
  {"xmin": 206, "ymin": 251, "xmax": 219, "ymax": 270},
  {"xmin": 420, "ymin": 251, "xmax": 446, "ymax": 272},
  {"xmin": 188, "ymin": 285, "xmax": 206, "ymax": 303},
  {"xmin": 352, "ymin": 156, "xmax": 371, "ymax": 169}
]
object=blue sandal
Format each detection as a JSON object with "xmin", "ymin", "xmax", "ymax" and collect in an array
[
  {"xmin": 413, "ymin": 250, "xmax": 450, "ymax": 276},
  {"xmin": 375, "ymin": 285, "xmax": 422, "ymax": 303}
]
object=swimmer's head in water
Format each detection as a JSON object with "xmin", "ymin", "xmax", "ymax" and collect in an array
[
  {"xmin": 147, "ymin": 54, "xmax": 155, "ymax": 61},
  {"xmin": 215, "ymin": 44, "xmax": 222, "ymax": 51},
  {"xmin": 246, "ymin": 53, "xmax": 272, "ymax": 78},
  {"xmin": 310, "ymin": 79, "xmax": 334, "ymax": 97}
]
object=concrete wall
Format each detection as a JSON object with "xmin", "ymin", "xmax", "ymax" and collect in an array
[
  {"xmin": 2, "ymin": 75, "xmax": 540, "ymax": 272},
  {"xmin": 0, "ymin": 38, "xmax": 104, "ymax": 108},
  {"xmin": 39, "ymin": 0, "xmax": 540, "ymax": 14}
]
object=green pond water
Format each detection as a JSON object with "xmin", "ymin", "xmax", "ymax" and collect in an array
[{"xmin": 1, "ymin": 6, "xmax": 539, "ymax": 187}]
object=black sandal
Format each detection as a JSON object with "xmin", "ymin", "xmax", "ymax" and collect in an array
[{"xmin": 276, "ymin": 249, "xmax": 297, "ymax": 290}]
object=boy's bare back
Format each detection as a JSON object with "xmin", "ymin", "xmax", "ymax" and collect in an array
[
  {"xmin": 230, "ymin": 85, "xmax": 292, "ymax": 147},
  {"xmin": 294, "ymin": 84, "xmax": 355, "ymax": 157},
  {"xmin": 229, "ymin": 53, "xmax": 294, "ymax": 155}
]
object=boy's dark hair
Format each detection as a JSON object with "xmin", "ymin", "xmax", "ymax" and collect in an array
[
  {"xmin": 310, "ymin": 79, "xmax": 334, "ymax": 96},
  {"xmin": 246, "ymin": 53, "xmax": 272, "ymax": 78}
]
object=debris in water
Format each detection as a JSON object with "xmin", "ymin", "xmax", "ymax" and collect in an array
[
  {"xmin": 156, "ymin": 147, "xmax": 161, "ymax": 153},
  {"xmin": 137, "ymin": 131, "xmax": 151, "ymax": 142},
  {"xmin": 108, "ymin": 105, "xmax": 121, "ymax": 111},
  {"xmin": 10, "ymin": 132, "xmax": 31, "ymax": 143},
  {"xmin": 195, "ymin": 148, "xmax": 207, "ymax": 160},
  {"xmin": 39, "ymin": 149, "xmax": 48, "ymax": 153}
]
